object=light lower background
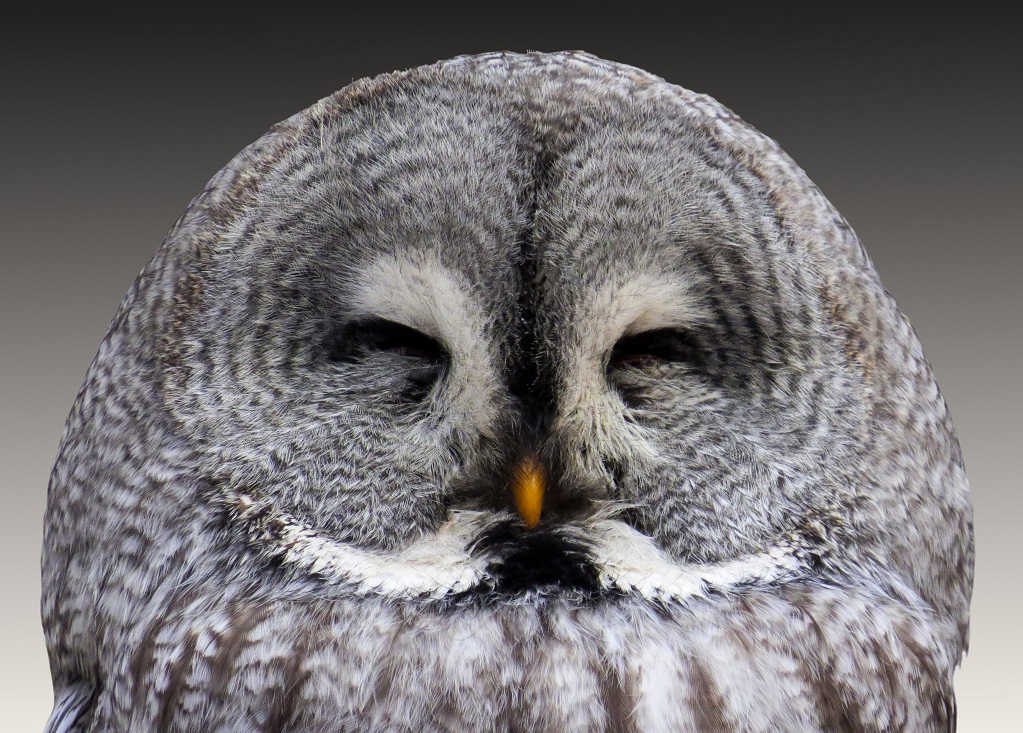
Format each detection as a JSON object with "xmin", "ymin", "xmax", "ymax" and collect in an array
[{"xmin": 3, "ymin": 10, "xmax": 1018, "ymax": 731}]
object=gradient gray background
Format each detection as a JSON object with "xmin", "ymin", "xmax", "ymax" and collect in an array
[{"xmin": 4, "ymin": 11, "xmax": 1018, "ymax": 730}]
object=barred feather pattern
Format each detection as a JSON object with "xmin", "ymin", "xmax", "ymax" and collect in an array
[{"xmin": 42, "ymin": 51, "xmax": 972, "ymax": 732}]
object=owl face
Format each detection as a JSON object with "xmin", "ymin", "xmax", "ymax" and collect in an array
[
  {"xmin": 43, "ymin": 52, "xmax": 972, "ymax": 732},
  {"xmin": 165, "ymin": 57, "xmax": 864, "ymax": 606}
]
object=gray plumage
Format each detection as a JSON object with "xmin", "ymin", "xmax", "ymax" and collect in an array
[{"xmin": 42, "ymin": 51, "xmax": 973, "ymax": 732}]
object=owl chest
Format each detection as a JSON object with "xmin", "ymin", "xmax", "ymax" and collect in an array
[{"xmin": 104, "ymin": 590, "xmax": 951, "ymax": 733}]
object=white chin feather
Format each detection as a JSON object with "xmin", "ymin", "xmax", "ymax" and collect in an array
[
  {"xmin": 280, "ymin": 509, "xmax": 492, "ymax": 599},
  {"xmin": 582, "ymin": 520, "xmax": 801, "ymax": 602},
  {"xmin": 232, "ymin": 493, "xmax": 803, "ymax": 602}
]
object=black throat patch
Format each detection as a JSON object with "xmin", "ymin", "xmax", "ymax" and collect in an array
[{"xmin": 473, "ymin": 522, "xmax": 601, "ymax": 598}]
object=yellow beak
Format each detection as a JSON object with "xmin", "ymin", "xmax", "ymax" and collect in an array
[{"xmin": 511, "ymin": 455, "xmax": 545, "ymax": 528}]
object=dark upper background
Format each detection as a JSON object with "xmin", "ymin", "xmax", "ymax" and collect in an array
[{"xmin": 4, "ymin": 9, "xmax": 1018, "ymax": 730}]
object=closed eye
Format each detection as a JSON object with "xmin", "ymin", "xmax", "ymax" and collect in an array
[
  {"xmin": 608, "ymin": 328, "xmax": 702, "ymax": 371},
  {"xmin": 327, "ymin": 318, "xmax": 448, "ymax": 402},
  {"xmin": 328, "ymin": 317, "xmax": 447, "ymax": 365}
]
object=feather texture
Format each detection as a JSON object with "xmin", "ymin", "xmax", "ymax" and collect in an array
[{"xmin": 42, "ymin": 51, "xmax": 972, "ymax": 731}]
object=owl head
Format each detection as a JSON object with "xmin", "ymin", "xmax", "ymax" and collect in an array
[{"xmin": 43, "ymin": 51, "xmax": 972, "ymax": 731}]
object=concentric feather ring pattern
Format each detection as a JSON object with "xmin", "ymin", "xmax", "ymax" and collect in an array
[{"xmin": 42, "ymin": 51, "xmax": 972, "ymax": 732}]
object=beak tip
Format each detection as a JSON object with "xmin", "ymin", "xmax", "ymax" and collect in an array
[{"xmin": 511, "ymin": 456, "xmax": 545, "ymax": 528}]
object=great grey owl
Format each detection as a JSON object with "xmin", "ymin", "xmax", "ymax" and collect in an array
[{"xmin": 42, "ymin": 51, "xmax": 973, "ymax": 732}]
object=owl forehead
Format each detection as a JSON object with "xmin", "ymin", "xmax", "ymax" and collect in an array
[{"xmin": 216, "ymin": 70, "xmax": 795, "ymax": 339}]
